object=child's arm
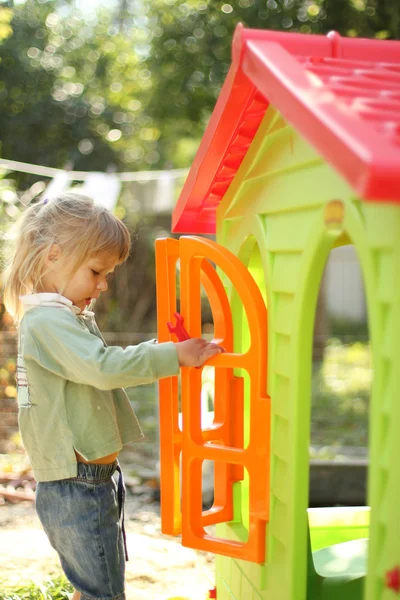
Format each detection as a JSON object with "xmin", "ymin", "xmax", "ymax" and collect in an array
[
  {"xmin": 23, "ymin": 308, "xmax": 178, "ymax": 390},
  {"xmin": 22, "ymin": 308, "xmax": 221, "ymax": 391}
]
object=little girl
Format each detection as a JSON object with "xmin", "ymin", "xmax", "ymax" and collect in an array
[{"xmin": 2, "ymin": 192, "xmax": 222, "ymax": 600}]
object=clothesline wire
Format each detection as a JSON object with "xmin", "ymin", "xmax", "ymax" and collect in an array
[{"xmin": 0, "ymin": 158, "xmax": 189, "ymax": 182}]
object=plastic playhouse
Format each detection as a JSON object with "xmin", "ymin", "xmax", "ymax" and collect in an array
[{"xmin": 155, "ymin": 26, "xmax": 400, "ymax": 600}]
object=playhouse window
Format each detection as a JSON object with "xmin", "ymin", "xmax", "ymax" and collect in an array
[{"xmin": 310, "ymin": 245, "xmax": 371, "ymax": 507}]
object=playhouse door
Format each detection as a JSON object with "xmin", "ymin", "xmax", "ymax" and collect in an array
[{"xmin": 155, "ymin": 236, "xmax": 270, "ymax": 563}]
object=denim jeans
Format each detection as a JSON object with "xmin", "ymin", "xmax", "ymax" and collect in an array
[{"xmin": 36, "ymin": 461, "xmax": 127, "ymax": 600}]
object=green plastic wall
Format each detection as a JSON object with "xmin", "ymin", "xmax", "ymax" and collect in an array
[{"xmin": 212, "ymin": 105, "xmax": 400, "ymax": 600}]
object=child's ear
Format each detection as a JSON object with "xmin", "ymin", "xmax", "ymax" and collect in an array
[{"xmin": 46, "ymin": 243, "xmax": 62, "ymax": 265}]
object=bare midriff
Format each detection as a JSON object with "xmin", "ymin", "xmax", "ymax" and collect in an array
[{"xmin": 75, "ymin": 450, "xmax": 119, "ymax": 464}]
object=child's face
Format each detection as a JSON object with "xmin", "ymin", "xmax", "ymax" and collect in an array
[{"xmin": 48, "ymin": 251, "xmax": 118, "ymax": 311}]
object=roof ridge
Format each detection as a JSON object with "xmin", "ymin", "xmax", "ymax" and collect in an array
[{"xmin": 172, "ymin": 27, "xmax": 400, "ymax": 234}]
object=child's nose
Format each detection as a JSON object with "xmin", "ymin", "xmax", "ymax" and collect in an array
[{"xmin": 97, "ymin": 278, "xmax": 108, "ymax": 292}]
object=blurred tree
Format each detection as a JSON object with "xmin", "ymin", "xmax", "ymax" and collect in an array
[
  {"xmin": 146, "ymin": 0, "xmax": 400, "ymax": 166},
  {"xmin": 1, "ymin": 0, "xmax": 399, "ymax": 178},
  {"xmin": 0, "ymin": 6, "xmax": 12, "ymax": 41},
  {"xmin": 0, "ymin": 0, "xmax": 163, "ymax": 181}
]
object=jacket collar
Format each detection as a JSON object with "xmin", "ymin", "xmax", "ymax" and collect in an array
[{"xmin": 19, "ymin": 293, "xmax": 95, "ymax": 317}]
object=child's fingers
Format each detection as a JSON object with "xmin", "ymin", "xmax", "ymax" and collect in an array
[
  {"xmin": 200, "ymin": 344, "xmax": 223, "ymax": 361},
  {"xmin": 209, "ymin": 342, "xmax": 225, "ymax": 352}
]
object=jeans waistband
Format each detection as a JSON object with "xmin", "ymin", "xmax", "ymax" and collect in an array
[{"xmin": 75, "ymin": 460, "xmax": 118, "ymax": 482}]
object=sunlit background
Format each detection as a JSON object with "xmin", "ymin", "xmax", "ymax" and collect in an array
[
  {"xmin": 0, "ymin": 3, "xmax": 391, "ymax": 593},
  {"xmin": 0, "ymin": 0, "xmax": 387, "ymax": 477}
]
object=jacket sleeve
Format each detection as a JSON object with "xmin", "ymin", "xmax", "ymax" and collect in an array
[{"xmin": 23, "ymin": 308, "xmax": 180, "ymax": 390}]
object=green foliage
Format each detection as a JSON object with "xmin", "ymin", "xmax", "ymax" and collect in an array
[
  {"xmin": 311, "ymin": 340, "xmax": 371, "ymax": 448},
  {"xmin": 0, "ymin": 172, "xmax": 20, "ymax": 231},
  {"xmin": 329, "ymin": 317, "xmax": 369, "ymax": 341},
  {"xmin": 145, "ymin": 0, "xmax": 400, "ymax": 165},
  {"xmin": 0, "ymin": 576, "xmax": 72, "ymax": 600},
  {"xmin": 0, "ymin": 0, "xmax": 163, "ymax": 179},
  {"xmin": 0, "ymin": 7, "xmax": 13, "ymax": 42},
  {"xmin": 1, "ymin": 0, "xmax": 400, "ymax": 182}
]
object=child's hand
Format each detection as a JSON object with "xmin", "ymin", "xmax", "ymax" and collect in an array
[{"xmin": 176, "ymin": 338, "xmax": 224, "ymax": 368}]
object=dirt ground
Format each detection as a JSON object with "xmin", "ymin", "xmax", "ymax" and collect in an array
[{"xmin": 0, "ymin": 494, "xmax": 215, "ymax": 600}]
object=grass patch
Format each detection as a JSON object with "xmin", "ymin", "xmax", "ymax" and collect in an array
[
  {"xmin": 311, "ymin": 339, "xmax": 371, "ymax": 448},
  {"xmin": 0, "ymin": 576, "xmax": 72, "ymax": 600}
]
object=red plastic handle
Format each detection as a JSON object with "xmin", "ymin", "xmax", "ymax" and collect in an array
[{"xmin": 167, "ymin": 312, "xmax": 190, "ymax": 341}]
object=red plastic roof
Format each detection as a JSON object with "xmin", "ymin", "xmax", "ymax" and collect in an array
[{"xmin": 172, "ymin": 26, "xmax": 400, "ymax": 234}]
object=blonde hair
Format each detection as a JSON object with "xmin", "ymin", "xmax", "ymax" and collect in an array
[{"xmin": 2, "ymin": 192, "xmax": 131, "ymax": 322}]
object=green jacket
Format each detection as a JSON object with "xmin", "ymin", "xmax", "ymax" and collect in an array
[{"xmin": 17, "ymin": 294, "xmax": 179, "ymax": 482}]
